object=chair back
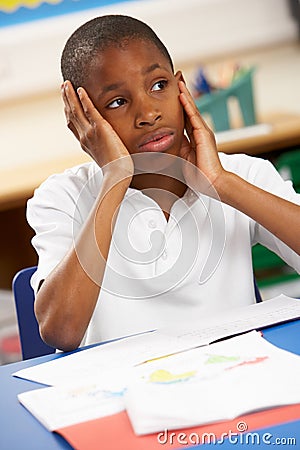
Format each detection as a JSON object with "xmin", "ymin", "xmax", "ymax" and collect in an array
[{"xmin": 12, "ymin": 266, "xmax": 55, "ymax": 360}]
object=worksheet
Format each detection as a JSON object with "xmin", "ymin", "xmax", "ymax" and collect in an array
[
  {"xmin": 125, "ymin": 330, "xmax": 300, "ymax": 435},
  {"xmin": 158, "ymin": 293, "xmax": 300, "ymax": 343},
  {"xmin": 13, "ymin": 294, "xmax": 300, "ymax": 387},
  {"xmin": 17, "ymin": 331, "xmax": 300, "ymax": 433}
]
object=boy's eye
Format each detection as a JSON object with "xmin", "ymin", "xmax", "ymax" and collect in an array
[
  {"xmin": 107, "ymin": 98, "xmax": 126, "ymax": 109},
  {"xmin": 151, "ymin": 80, "xmax": 168, "ymax": 91}
]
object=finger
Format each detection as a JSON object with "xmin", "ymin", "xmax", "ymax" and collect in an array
[
  {"xmin": 181, "ymin": 100, "xmax": 196, "ymax": 148},
  {"xmin": 61, "ymin": 85, "xmax": 77, "ymax": 136},
  {"xmin": 178, "ymin": 80, "xmax": 200, "ymax": 109},
  {"xmin": 179, "ymin": 81, "xmax": 216, "ymax": 152},
  {"xmin": 179, "ymin": 135, "xmax": 191, "ymax": 158},
  {"xmin": 178, "ymin": 135, "xmax": 194, "ymax": 166},
  {"xmin": 77, "ymin": 87, "xmax": 107, "ymax": 127},
  {"xmin": 63, "ymin": 81, "xmax": 90, "ymax": 129},
  {"xmin": 62, "ymin": 81, "xmax": 79, "ymax": 113},
  {"xmin": 61, "ymin": 85, "xmax": 76, "ymax": 135},
  {"xmin": 178, "ymin": 81, "xmax": 209, "ymax": 131},
  {"xmin": 61, "ymin": 88, "xmax": 83, "ymax": 142},
  {"xmin": 67, "ymin": 120, "xmax": 80, "ymax": 141},
  {"xmin": 61, "ymin": 82, "xmax": 72, "ymax": 119}
]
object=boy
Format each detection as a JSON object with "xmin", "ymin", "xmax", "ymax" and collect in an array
[{"xmin": 27, "ymin": 15, "xmax": 300, "ymax": 351}]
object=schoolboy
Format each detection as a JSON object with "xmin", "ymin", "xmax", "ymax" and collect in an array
[{"xmin": 27, "ymin": 15, "xmax": 300, "ymax": 351}]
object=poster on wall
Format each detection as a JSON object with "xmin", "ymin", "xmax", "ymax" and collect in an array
[{"xmin": 0, "ymin": 0, "xmax": 131, "ymax": 27}]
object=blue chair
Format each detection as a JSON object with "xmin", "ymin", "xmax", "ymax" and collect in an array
[{"xmin": 12, "ymin": 266, "xmax": 55, "ymax": 360}]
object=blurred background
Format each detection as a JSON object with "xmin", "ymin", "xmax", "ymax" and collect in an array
[{"xmin": 0, "ymin": 0, "xmax": 300, "ymax": 364}]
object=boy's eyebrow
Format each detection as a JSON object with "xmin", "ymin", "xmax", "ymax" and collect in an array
[
  {"xmin": 143, "ymin": 63, "xmax": 167, "ymax": 75},
  {"xmin": 100, "ymin": 82, "xmax": 125, "ymax": 96}
]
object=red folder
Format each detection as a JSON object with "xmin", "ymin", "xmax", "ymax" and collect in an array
[{"xmin": 56, "ymin": 403, "xmax": 300, "ymax": 450}]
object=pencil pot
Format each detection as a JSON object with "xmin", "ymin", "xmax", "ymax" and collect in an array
[{"xmin": 194, "ymin": 68, "xmax": 257, "ymax": 132}]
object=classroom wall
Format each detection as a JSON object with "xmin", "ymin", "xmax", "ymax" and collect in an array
[
  {"xmin": 0, "ymin": 0, "xmax": 299, "ymax": 173},
  {"xmin": 0, "ymin": 0, "xmax": 297, "ymax": 101},
  {"xmin": 0, "ymin": 0, "xmax": 300, "ymax": 290}
]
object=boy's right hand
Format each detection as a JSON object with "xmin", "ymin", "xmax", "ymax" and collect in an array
[{"xmin": 61, "ymin": 81, "xmax": 134, "ymax": 178}]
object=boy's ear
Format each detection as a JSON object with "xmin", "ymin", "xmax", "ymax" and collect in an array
[{"xmin": 175, "ymin": 70, "xmax": 185, "ymax": 83}]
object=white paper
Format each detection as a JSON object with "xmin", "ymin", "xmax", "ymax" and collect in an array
[
  {"xmin": 18, "ymin": 376, "xmax": 126, "ymax": 431},
  {"xmin": 125, "ymin": 331, "xmax": 300, "ymax": 435},
  {"xmin": 17, "ymin": 331, "xmax": 300, "ymax": 434},
  {"xmin": 157, "ymin": 294, "xmax": 300, "ymax": 345},
  {"xmin": 13, "ymin": 330, "xmax": 203, "ymax": 386},
  {"xmin": 13, "ymin": 294, "xmax": 300, "ymax": 387}
]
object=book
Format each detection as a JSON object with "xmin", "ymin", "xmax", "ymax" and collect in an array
[
  {"xmin": 125, "ymin": 331, "xmax": 300, "ymax": 435},
  {"xmin": 18, "ymin": 331, "xmax": 300, "ymax": 436}
]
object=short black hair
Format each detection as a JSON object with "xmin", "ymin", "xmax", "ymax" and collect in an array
[{"xmin": 61, "ymin": 14, "xmax": 174, "ymax": 91}]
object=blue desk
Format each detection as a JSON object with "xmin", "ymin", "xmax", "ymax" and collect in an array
[{"xmin": 1, "ymin": 321, "xmax": 300, "ymax": 450}]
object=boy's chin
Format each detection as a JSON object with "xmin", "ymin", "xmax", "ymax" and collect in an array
[{"xmin": 132, "ymin": 151, "xmax": 182, "ymax": 175}]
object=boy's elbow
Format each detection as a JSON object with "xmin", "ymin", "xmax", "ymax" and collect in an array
[
  {"xmin": 35, "ymin": 287, "xmax": 84, "ymax": 352},
  {"xmin": 38, "ymin": 318, "xmax": 82, "ymax": 352}
]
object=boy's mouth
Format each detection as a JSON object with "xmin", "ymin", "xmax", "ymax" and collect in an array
[{"xmin": 138, "ymin": 129, "xmax": 175, "ymax": 153}]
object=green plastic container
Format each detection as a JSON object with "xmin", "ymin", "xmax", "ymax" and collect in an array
[
  {"xmin": 194, "ymin": 68, "xmax": 256, "ymax": 132},
  {"xmin": 252, "ymin": 243, "xmax": 299, "ymax": 288},
  {"xmin": 276, "ymin": 148, "xmax": 300, "ymax": 193}
]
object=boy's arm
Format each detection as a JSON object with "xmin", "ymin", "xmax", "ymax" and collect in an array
[
  {"xmin": 34, "ymin": 83, "xmax": 133, "ymax": 351},
  {"xmin": 178, "ymin": 81, "xmax": 300, "ymax": 256},
  {"xmin": 217, "ymin": 172, "xmax": 300, "ymax": 255}
]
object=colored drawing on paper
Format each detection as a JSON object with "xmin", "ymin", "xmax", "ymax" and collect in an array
[
  {"xmin": 149, "ymin": 369, "xmax": 197, "ymax": 384},
  {"xmin": 204, "ymin": 353, "xmax": 269, "ymax": 369},
  {"xmin": 147, "ymin": 353, "xmax": 269, "ymax": 385},
  {"xmin": 225, "ymin": 356, "xmax": 269, "ymax": 371},
  {"xmin": 67, "ymin": 384, "xmax": 127, "ymax": 402},
  {"xmin": 205, "ymin": 354, "xmax": 240, "ymax": 364}
]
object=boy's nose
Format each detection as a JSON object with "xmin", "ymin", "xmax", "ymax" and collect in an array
[{"xmin": 135, "ymin": 97, "xmax": 162, "ymax": 128}]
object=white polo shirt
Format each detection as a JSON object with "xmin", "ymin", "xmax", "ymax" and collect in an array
[{"xmin": 27, "ymin": 153, "xmax": 300, "ymax": 345}]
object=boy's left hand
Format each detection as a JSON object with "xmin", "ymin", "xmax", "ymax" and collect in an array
[{"xmin": 178, "ymin": 80, "xmax": 225, "ymax": 196}]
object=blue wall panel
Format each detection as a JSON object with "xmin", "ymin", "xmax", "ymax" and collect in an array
[{"xmin": 0, "ymin": 0, "xmax": 138, "ymax": 28}]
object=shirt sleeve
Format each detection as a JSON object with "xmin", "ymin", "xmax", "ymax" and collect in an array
[
  {"xmin": 249, "ymin": 157, "xmax": 300, "ymax": 273},
  {"xmin": 26, "ymin": 164, "xmax": 97, "ymax": 292},
  {"xmin": 220, "ymin": 153, "xmax": 300, "ymax": 273}
]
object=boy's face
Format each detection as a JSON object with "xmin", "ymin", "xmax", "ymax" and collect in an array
[{"xmin": 84, "ymin": 39, "xmax": 185, "ymax": 159}]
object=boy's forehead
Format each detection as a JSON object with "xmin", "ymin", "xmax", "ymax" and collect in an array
[{"xmin": 94, "ymin": 38, "xmax": 171, "ymax": 74}]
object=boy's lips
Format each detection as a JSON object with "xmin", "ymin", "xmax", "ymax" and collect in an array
[{"xmin": 138, "ymin": 129, "xmax": 175, "ymax": 153}]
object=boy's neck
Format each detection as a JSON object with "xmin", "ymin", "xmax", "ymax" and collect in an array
[{"xmin": 130, "ymin": 173, "xmax": 187, "ymax": 220}]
